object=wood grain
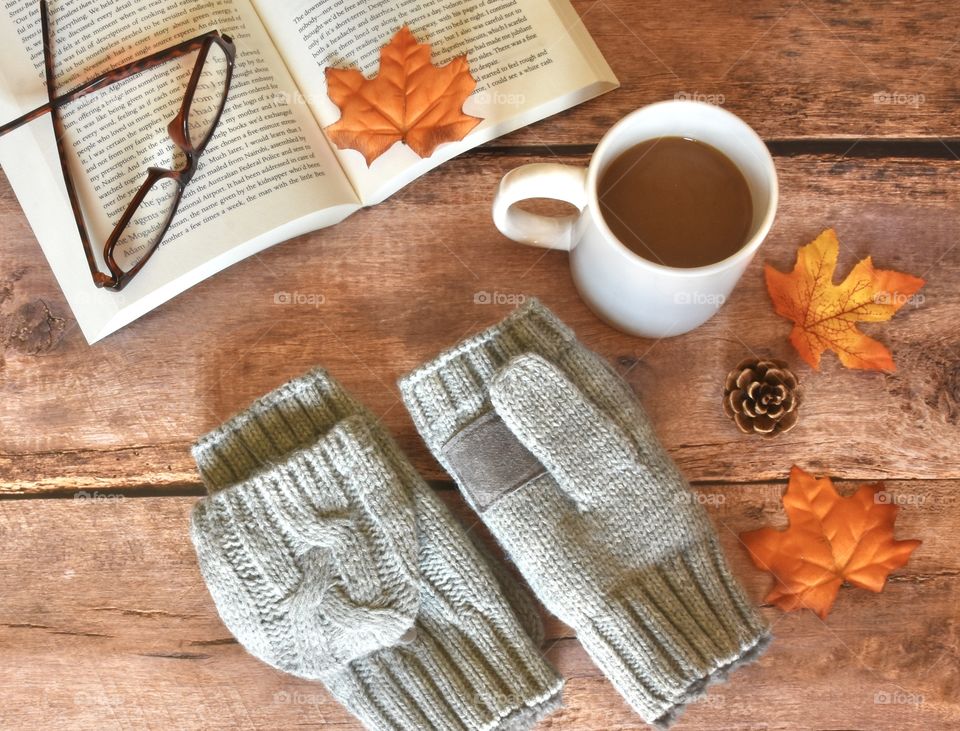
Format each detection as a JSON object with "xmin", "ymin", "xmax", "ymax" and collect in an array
[
  {"xmin": 0, "ymin": 482, "xmax": 954, "ymax": 730},
  {"xmin": 497, "ymin": 0, "xmax": 960, "ymax": 146},
  {"xmin": 2, "ymin": 153, "xmax": 958, "ymax": 494}
]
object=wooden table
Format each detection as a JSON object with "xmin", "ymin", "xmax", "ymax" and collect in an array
[{"xmin": 2, "ymin": 2, "xmax": 959, "ymax": 729}]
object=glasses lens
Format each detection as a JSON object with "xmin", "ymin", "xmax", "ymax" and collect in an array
[
  {"xmin": 111, "ymin": 177, "xmax": 181, "ymax": 274},
  {"xmin": 186, "ymin": 42, "xmax": 230, "ymax": 149}
]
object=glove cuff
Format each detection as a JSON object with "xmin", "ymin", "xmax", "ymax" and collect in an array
[
  {"xmin": 193, "ymin": 367, "xmax": 363, "ymax": 493},
  {"xmin": 325, "ymin": 600, "xmax": 563, "ymax": 731},
  {"xmin": 578, "ymin": 533, "xmax": 770, "ymax": 728}
]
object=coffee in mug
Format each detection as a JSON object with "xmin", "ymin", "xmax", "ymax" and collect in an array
[{"xmin": 597, "ymin": 136, "xmax": 753, "ymax": 268}]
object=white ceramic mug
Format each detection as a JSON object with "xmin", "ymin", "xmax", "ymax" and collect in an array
[{"xmin": 492, "ymin": 100, "xmax": 778, "ymax": 337}]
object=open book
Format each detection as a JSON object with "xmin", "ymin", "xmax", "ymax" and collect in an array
[{"xmin": 0, "ymin": 0, "xmax": 616, "ymax": 343}]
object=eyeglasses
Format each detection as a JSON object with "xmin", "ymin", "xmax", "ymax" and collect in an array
[{"xmin": 0, "ymin": 1, "xmax": 236, "ymax": 291}]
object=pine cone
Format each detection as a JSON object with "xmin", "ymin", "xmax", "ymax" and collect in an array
[{"xmin": 723, "ymin": 358, "xmax": 802, "ymax": 436}]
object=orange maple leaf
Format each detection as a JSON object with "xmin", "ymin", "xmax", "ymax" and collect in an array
[
  {"xmin": 764, "ymin": 229, "xmax": 924, "ymax": 371},
  {"xmin": 324, "ymin": 26, "xmax": 482, "ymax": 165},
  {"xmin": 740, "ymin": 465, "xmax": 921, "ymax": 619}
]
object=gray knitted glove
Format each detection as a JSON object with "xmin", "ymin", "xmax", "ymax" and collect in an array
[
  {"xmin": 399, "ymin": 300, "xmax": 771, "ymax": 728},
  {"xmin": 190, "ymin": 369, "xmax": 562, "ymax": 731}
]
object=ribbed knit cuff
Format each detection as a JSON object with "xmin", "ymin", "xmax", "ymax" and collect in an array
[
  {"xmin": 578, "ymin": 533, "xmax": 770, "ymax": 728},
  {"xmin": 325, "ymin": 600, "xmax": 562, "ymax": 731},
  {"xmin": 193, "ymin": 368, "xmax": 364, "ymax": 493}
]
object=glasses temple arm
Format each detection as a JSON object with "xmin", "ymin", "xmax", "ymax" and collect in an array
[
  {"xmin": 36, "ymin": 0, "xmax": 109, "ymax": 286},
  {"xmin": 0, "ymin": 30, "xmax": 221, "ymax": 137}
]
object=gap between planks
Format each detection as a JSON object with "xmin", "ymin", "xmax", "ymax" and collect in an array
[
  {"xmin": 479, "ymin": 138, "xmax": 960, "ymax": 159},
  {"xmin": 3, "ymin": 476, "xmax": 952, "ymax": 502}
]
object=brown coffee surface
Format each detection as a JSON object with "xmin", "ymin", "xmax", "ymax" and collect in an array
[{"xmin": 598, "ymin": 136, "xmax": 753, "ymax": 268}]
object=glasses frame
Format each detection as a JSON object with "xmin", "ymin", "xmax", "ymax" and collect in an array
[{"xmin": 0, "ymin": 1, "xmax": 235, "ymax": 291}]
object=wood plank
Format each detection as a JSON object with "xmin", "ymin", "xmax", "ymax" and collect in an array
[
  {"xmin": 2, "ymin": 0, "xmax": 956, "ymax": 162},
  {"xmin": 0, "ymin": 482, "xmax": 954, "ymax": 730},
  {"xmin": 498, "ymin": 0, "xmax": 960, "ymax": 145},
  {"xmin": 2, "ymin": 151, "xmax": 958, "ymax": 494}
]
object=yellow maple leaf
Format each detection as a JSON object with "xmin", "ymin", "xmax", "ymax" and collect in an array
[
  {"xmin": 764, "ymin": 229, "xmax": 924, "ymax": 371},
  {"xmin": 740, "ymin": 465, "xmax": 921, "ymax": 619},
  {"xmin": 324, "ymin": 26, "xmax": 482, "ymax": 165}
]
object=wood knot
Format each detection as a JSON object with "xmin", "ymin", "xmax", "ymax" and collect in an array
[
  {"xmin": 0, "ymin": 268, "xmax": 68, "ymax": 355},
  {"xmin": 2, "ymin": 299, "xmax": 66, "ymax": 355}
]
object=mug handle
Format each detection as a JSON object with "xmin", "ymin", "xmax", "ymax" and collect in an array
[{"xmin": 492, "ymin": 163, "xmax": 589, "ymax": 251}]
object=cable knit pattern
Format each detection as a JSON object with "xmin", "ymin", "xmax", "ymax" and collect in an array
[
  {"xmin": 190, "ymin": 368, "xmax": 563, "ymax": 731},
  {"xmin": 399, "ymin": 300, "xmax": 771, "ymax": 729}
]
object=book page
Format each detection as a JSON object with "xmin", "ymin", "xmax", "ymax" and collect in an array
[
  {"xmin": 252, "ymin": 0, "xmax": 617, "ymax": 204},
  {"xmin": 0, "ymin": 0, "xmax": 359, "ymax": 343}
]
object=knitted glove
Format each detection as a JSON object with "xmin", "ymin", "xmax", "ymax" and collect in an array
[
  {"xmin": 190, "ymin": 369, "xmax": 562, "ymax": 731},
  {"xmin": 399, "ymin": 300, "xmax": 771, "ymax": 728}
]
